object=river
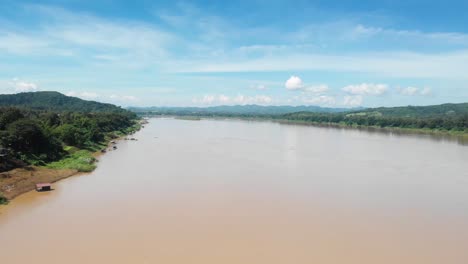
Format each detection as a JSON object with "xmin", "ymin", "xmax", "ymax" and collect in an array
[{"xmin": 1, "ymin": 118, "xmax": 468, "ymax": 263}]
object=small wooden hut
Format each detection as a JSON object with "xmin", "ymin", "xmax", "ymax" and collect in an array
[{"xmin": 36, "ymin": 183, "xmax": 52, "ymax": 192}]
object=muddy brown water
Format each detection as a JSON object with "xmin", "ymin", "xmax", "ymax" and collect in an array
[{"xmin": 1, "ymin": 118, "xmax": 468, "ymax": 264}]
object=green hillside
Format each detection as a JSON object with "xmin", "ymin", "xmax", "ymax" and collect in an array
[
  {"xmin": 352, "ymin": 103, "xmax": 468, "ymax": 118},
  {"xmin": 280, "ymin": 103, "xmax": 468, "ymax": 133},
  {"xmin": 0, "ymin": 92, "xmax": 138, "ymax": 173},
  {"xmin": 0, "ymin": 91, "xmax": 130, "ymax": 114}
]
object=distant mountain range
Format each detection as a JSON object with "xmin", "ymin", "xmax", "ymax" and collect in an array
[
  {"xmin": 2, "ymin": 92, "xmax": 466, "ymax": 119},
  {"xmin": 0, "ymin": 91, "xmax": 129, "ymax": 114},
  {"xmin": 129, "ymin": 103, "xmax": 468, "ymax": 118},
  {"xmin": 128, "ymin": 105, "xmax": 357, "ymax": 115}
]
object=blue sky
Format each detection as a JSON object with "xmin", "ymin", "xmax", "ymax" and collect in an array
[{"xmin": 0, "ymin": 0, "xmax": 467, "ymax": 107}]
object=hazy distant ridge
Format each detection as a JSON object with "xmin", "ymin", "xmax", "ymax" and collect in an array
[{"xmin": 129, "ymin": 105, "xmax": 354, "ymax": 115}]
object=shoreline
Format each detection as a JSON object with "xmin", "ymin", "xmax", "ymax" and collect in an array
[
  {"xmin": 0, "ymin": 140, "xmax": 114, "ymax": 203},
  {"xmin": 0, "ymin": 120, "xmax": 145, "ymax": 205},
  {"xmin": 149, "ymin": 115, "xmax": 468, "ymax": 142},
  {"xmin": 0, "ymin": 167, "xmax": 80, "ymax": 201}
]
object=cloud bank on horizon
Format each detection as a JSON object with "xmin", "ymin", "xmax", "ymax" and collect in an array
[{"xmin": 0, "ymin": 0, "xmax": 467, "ymax": 107}]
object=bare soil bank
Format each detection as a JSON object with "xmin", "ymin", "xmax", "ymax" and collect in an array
[
  {"xmin": 0, "ymin": 121, "xmax": 144, "ymax": 203},
  {"xmin": 0, "ymin": 166, "xmax": 78, "ymax": 200}
]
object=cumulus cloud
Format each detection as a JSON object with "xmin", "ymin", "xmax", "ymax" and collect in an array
[
  {"xmin": 399, "ymin": 86, "xmax": 432, "ymax": 96},
  {"xmin": 342, "ymin": 83, "xmax": 388, "ymax": 95},
  {"xmin": 343, "ymin": 95, "xmax": 363, "ymax": 107},
  {"xmin": 285, "ymin": 76, "xmax": 329, "ymax": 94},
  {"xmin": 285, "ymin": 76, "xmax": 304, "ymax": 90},
  {"xmin": 193, "ymin": 94, "xmax": 273, "ymax": 105},
  {"xmin": 11, "ymin": 79, "xmax": 38, "ymax": 92}
]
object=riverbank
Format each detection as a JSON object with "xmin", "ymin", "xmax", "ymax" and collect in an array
[
  {"xmin": 273, "ymin": 118, "xmax": 468, "ymax": 138},
  {"xmin": 1, "ymin": 148, "xmax": 103, "ymax": 204},
  {"xmin": 150, "ymin": 114, "xmax": 468, "ymax": 141},
  {"xmin": 0, "ymin": 167, "xmax": 78, "ymax": 202},
  {"xmin": 0, "ymin": 120, "xmax": 144, "ymax": 205}
]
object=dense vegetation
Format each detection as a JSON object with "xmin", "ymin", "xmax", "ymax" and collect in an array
[
  {"xmin": 355, "ymin": 103, "xmax": 468, "ymax": 118},
  {"xmin": 0, "ymin": 92, "xmax": 138, "ymax": 172},
  {"xmin": 279, "ymin": 111, "xmax": 468, "ymax": 132},
  {"xmin": 137, "ymin": 103, "xmax": 468, "ymax": 134},
  {"xmin": 278, "ymin": 103, "xmax": 468, "ymax": 132}
]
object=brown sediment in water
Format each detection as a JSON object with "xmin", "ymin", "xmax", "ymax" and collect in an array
[
  {"xmin": 0, "ymin": 166, "xmax": 78, "ymax": 200},
  {"xmin": 1, "ymin": 118, "xmax": 468, "ymax": 263}
]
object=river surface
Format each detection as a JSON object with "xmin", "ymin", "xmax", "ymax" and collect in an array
[{"xmin": 1, "ymin": 118, "xmax": 468, "ymax": 264}]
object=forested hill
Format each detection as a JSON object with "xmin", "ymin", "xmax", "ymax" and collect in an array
[
  {"xmin": 0, "ymin": 91, "xmax": 129, "ymax": 114},
  {"xmin": 0, "ymin": 92, "xmax": 138, "ymax": 174},
  {"xmin": 129, "ymin": 105, "xmax": 354, "ymax": 115},
  {"xmin": 353, "ymin": 103, "xmax": 468, "ymax": 118}
]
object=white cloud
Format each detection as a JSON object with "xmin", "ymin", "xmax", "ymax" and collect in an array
[
  {"xmin": 81, "ymin": 92, "xmax": 99, "ymax": 99},
  {"xmin": 343, "ymin": 95, "xmax": 363, "ymax": 107},
  {"xmin": 420, "ymin": 87, "xmax": 432, "ymax": 96},
  {"xmin": 11, "ymin": 79, "xmax": 38, "ymax": 92},
  {"xmin": 342, "ymin": 83, "xmax": 388, "ymax": 95},
  {"xmin": 302, "ymin": 95, "xmax": 336, "ymax": 106},
  {"xmin": 0, "ymin": 5, "xmax": 172, "ymax": 69},
  {"xmin": 399, "ymin": 86, "xmax": 419, "ymax": 96},
  {"xmin": 192, "ymin": 94, "xmax": 273, "ymax": 105},
  {"xmin": 200, "ymin": 95, "xmax": 216, "ymax": 104},
  {"xmin": 66, "ymin": 91, "xmax": 99, "ymax": 100},
  {"xmin": 109, "ymin": 94, "xmax": 137, "ymax": 101},
  {"xmin": 398, "ymin": 86, "xmax": 432, "ymax": 96},
  {"xmin": 172, "ymin": 50, "xmax": 468, "ymax": 80},
  {"xmin": 1, "ymin": 5, "xmax": 468, "ymax": 83},
  {"xmin": 0, "ymin": 33, "xmax": 50, "ymax": 55},
  {"xmin": 352, "ymin": 24, "xmax": 383, "ymax": 36},
  {"xmin": 233, "ymin": 95, "xmax": 273, "ymax": 105},
  {"xmin": 285, "ymin": 76, "xmax": 329, "ymax": 94},
  {"xmin": 303, "ymin": 84, "xmax": 329, "ymax": 94},
  {"xmin": 250, "ymin": 84, "xmax": 267, "ymax": 90},
  {"xmin": 218, "ymin": 94, "xmax": 230, "ymax": 103},
  {"xmin": 285, "ymin": 76, "xmax": 304, "ymax": 90},
  {"xmin": 352, "ymin": 24, "xmax": 468, "ymax": 44}
]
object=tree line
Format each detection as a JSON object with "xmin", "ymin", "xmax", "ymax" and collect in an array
[
  {"xmin": 139, "ymin": 109, "xmax": 468, "ymax": 133},
  {"xmin": 278, "ymin": 112, "xmax": 468, "ymax": 132},
  {"xmin": 0, "ymin": 107, "xmax": 136, "ymax": 171}
]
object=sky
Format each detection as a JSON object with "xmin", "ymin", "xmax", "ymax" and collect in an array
[{"xmin": 0, "ymin": 0, "xmax": 467, "ymax": 107}]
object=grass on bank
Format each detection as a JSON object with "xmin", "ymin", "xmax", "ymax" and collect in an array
[
  {"xmin": 44, "ymin": 122, "xmax": 142, "ymax": 172},
  {"xmin": 45, "ymin": 121, "xmax": 142, "ymax": 173},
  {"xmin": 46, "ymin": 149, "xmax": 97, "ymax": 172}
]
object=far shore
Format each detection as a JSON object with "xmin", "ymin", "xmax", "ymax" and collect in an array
[{"xmin": 148, "ymin": 115, "xmax": 468, "ymax": 143}]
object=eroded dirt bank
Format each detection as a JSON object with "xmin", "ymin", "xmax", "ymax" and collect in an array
[{"xmin": 0, "ymin": 166, "xmax": 78, "ymax": 200}]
